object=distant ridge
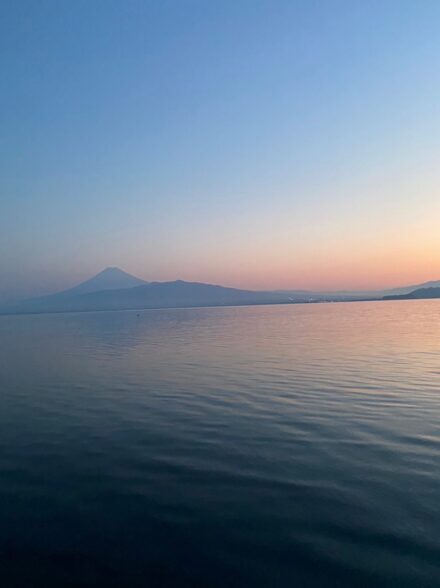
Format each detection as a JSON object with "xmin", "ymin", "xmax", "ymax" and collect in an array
[
  {"xmin": 384, "ymin": 287, "xmax": 440, "ymax": 301},
  {"xmin": 59, "ymin": 267, "xmax": 148, "ymax": 296},
  {"xmin": 1, "ymin": 275, "xmax": 293, "ymax": 315},
  {"xmin": 2, "ymin": 268, "xmax": 440, "ymax": 316},
  {"xmin": 278, "ymin": 279, "xmax": 440, "ymax": 301}
]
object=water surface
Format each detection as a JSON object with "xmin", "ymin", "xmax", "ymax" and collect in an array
[{"xmin": 0, "ymin": 301, "xmax": 439, "ymax": 586}]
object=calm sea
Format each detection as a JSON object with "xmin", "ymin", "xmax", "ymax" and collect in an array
[{"xmin": 0, "ymin": 301, "xmax": 439, "ymax": 587}]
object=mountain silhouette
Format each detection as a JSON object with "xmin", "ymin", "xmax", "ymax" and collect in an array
[
  {"xmin": 3, "ymin": 275, "xmax": 293, "ymax": 315},
  {"xmin": 2, "ymin": 268, "xmax": 440, "ymax": 316},
  {"xmin": 59, "ymin": 267, "xmax": 148, "ymax": 296},
  {"xmin": 383, "ymin": 287, "xmax": 440, "ymax": 300},
  {"xmin": 278, "ymin": 279, "xmax": 440, "ymax": 300}
]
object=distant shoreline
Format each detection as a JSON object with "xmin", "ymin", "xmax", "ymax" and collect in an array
[
  {"xmin": 3, "ymin": 268, "xmax": 438, "ymax": 318},
  {"xmin": 1, "ymin": 296, "xmax": 410, "ymax": 319}
]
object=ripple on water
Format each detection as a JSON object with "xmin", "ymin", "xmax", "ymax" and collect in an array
[{"xmin": 0, "ymin": 300, "xmax": 439, "ymax": 587}]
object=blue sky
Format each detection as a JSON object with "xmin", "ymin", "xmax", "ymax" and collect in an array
[{"xmin": 1, "ymin": 0, "xmax": 440, "ymax": 301}]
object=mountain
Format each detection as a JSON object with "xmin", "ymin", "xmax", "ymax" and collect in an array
[
  {"xmin": 3, "ymin": 268, "xmax": 440, "ymax": 315},
  {"xmin": 278, "ymin": 279, "xmax": 440, "ymax": 301},
  {"xmin": 58, "ymin": 267, "xmax": 148, "ymax": 296},
  {"xmin": 384, "ymin": 287, "xmax": 440, "ymax": 301},
  {"xmin": 2, "ymin": 279, "xmax": 293, "ymax": 315},
  {"xmin": 379, "ymin": 280, "xmax": 440, "ymax": 297}
]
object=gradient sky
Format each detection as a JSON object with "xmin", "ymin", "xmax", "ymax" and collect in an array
[{"xmin": 1, "ymin": 0, "xmax": 440, "ymax": 301}]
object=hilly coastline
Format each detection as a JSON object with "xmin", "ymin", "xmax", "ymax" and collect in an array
[
  {"xmin": 383, "ymin": 287, "xmax": 440, "ymax": 301},
  {"xmin": 2, "ymin": 268, "xmax": 439, "ymax": 316},
  {"xmin": 2, "ymin": 272, "xmax": 292, "ymax": 315}
]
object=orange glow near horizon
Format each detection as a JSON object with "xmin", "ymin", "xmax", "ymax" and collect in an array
[
  {"xmin": 133, "ymin": 231, "xmax": 440, "ymax": 291},
  {"xmin": 124, "ymin": 245, "xmax": 440, "ymax": 292}
]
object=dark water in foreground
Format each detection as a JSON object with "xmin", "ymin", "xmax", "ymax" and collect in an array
[{"xmin": 0, "ymin": 301, "xmax": 439, "ymax": 587}]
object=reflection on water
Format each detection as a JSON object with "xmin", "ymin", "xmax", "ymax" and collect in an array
[{"xmin": 0, "ymin": 301, "xmax": 439, "ymax": 587}]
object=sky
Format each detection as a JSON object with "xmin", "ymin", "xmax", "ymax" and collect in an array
[{"xmin": 1, "ymin": 0, "xmax": 440, "ymax": 301}]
